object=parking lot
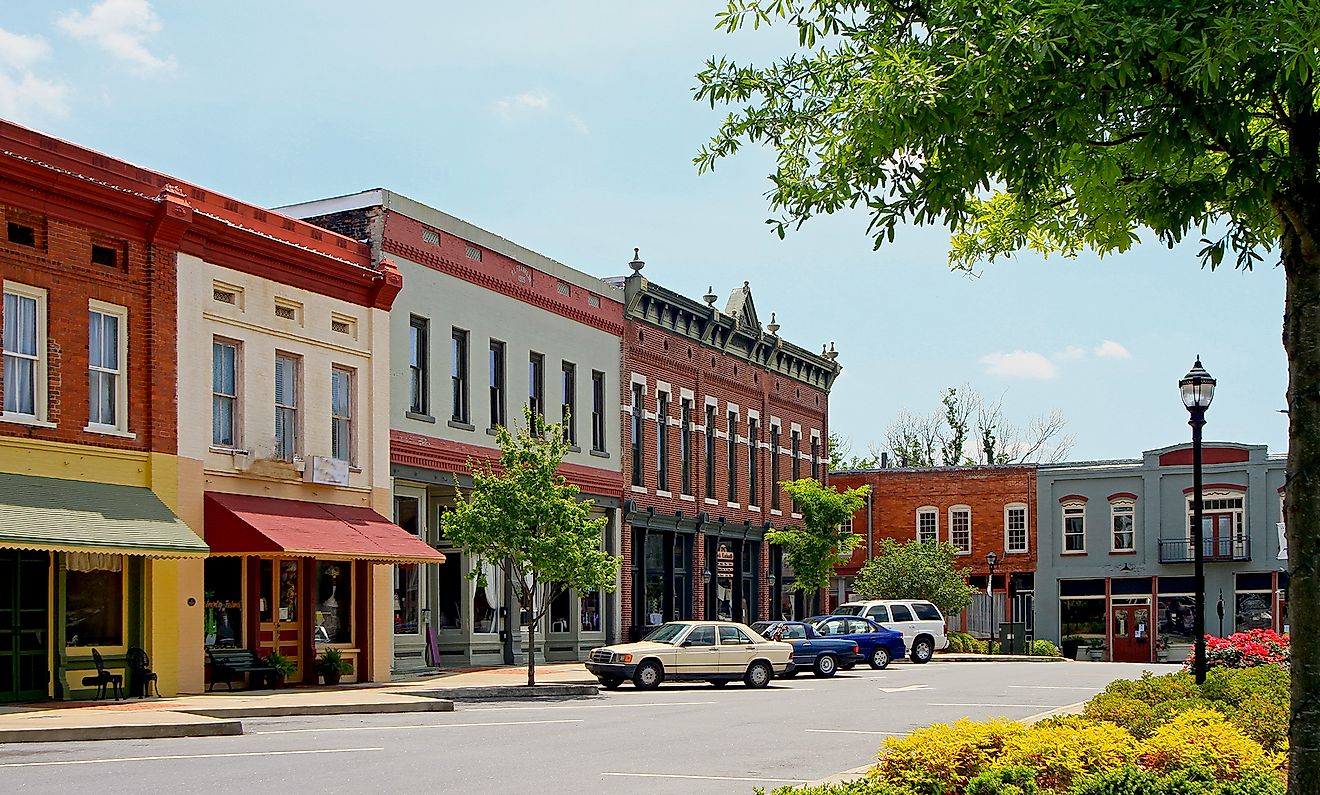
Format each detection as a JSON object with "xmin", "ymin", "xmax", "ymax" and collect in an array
[{"xmin": 0, "ymin": 660, "xmax": 1177, "ymax": 794}]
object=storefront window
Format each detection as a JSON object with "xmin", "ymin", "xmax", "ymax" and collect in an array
[
  {"xmin": 644, "ymin": 533, "xmax": 664, "ymax": 626},
  {"xmin": 394, "ymin": 496, "xmax": 422, "ymax": 636},
  {"xmin": 315, "ymin": 561, "xmax": 351, "ymax": 644},
  {"xmin": 1235, "ymin": 573, "xmax": 1275, "ymax": 633},
  {"xmin": 1059, "ymin": 598, "xmax": 1105, "ymax": 639},
  {"xmin": 673, "ymin": 534, "xmax": 692, "ymax": 620},
  {"xmin": 740, "ymin": 542, "xmax": 759, "ymax": 623},
  {"xmin": 550, "ymin": 588, "xmax": 571, "ymax": 633},
  {"xmin": 581, "ymin": 589, "xmax": 601, "ymax": 632},
  {"xmin": 279, "ymin": 560, "xmax": 298, "ymax": 622},
  {"xmin": 474, "ymin": 561, "xmax": 500, "ymax": 633},
  {"xmin": 436, "ymin": 552, "xmax": 462, "ymax": 629},
  {"xmin": 204, "ymin": 557, "xmax": 243, "ymax": 647},
  {"xmin": 1157, "ymin": 596, "xmax": 1197, "ymax": 644},
  {"xmin": 65, "ymin": 553, "xmax": 123, "ymax": 647}
]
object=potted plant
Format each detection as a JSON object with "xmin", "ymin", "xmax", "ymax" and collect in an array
[
  {"xmin": 264, "ymin": 651, "xmax": 296, "ymax": 688},
  {"xmin": 1061, "ymin": 635, "xmax": 1085, "ymax": 660},
  {"xmin": 317, "ymin": 648, "xmax": 353, "ymax": 686}
]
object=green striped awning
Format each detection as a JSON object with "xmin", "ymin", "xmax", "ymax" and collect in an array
[{"xmin": 0, "ymin": 473, "xmax": 208, "ymax": 558}]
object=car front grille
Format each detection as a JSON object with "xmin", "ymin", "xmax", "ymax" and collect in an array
[{"xmin": 589, "ymin": 649, "xmax": 613, "ymax": 664}]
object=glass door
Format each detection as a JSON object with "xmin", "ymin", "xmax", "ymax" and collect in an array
[
  {"xmin": 0, "ymin": 551, "xmax": 48, "ymax": 702},
  {"xmin": 257, "ymin": 559, "xmax": 302, "ymax": 681}
]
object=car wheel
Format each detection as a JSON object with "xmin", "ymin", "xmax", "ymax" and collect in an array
[
  {"xmin": 869, "ymin": 647, "xmax": 892, "ymax": 670},
  {"xmin": 633, "ymin": 660, "xmax": 664, "ymax": 690},
  {"xmin": 711, "ymin": 680, "xmax": 730, "ymax": 688},
  {"xmin": 744, "ymin": 661, "xmax": 772, "ymax": 688},
  {"xmin": 910, "ymin": 638, "xmax": 934, "ymax": 664},
  {"xmin": 598, "ymin": 677, "xmax": 624, "ymax": 690},
  {"xmin": 813, "ymin": 654, "xmax": 838, "ymax": 678}
]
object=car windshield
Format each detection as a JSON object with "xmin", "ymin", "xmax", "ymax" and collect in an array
[
  {"xmin": 833, "ymin": 605, "xmax": 865, "ymax": 616},
  {"xmin": 750, "ymin": 622, "xmax": 773, "ymax": 634},
  {"xmin": 641, "ymin": 623, "xmax": 690, "ymax": 644}
]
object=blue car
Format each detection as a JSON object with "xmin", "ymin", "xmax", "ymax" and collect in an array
[
  {"xmin": 805, "ymin": 615, "xmax": 907, "ymax": 670},
  {"xmin": 751, "ymin": 620, "xmax": 860, "ymax": 677}
]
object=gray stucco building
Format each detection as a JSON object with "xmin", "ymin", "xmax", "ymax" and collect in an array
[{"xmin": 1035, "ymin": 442, "xmax": 1287, "ymax": 662}]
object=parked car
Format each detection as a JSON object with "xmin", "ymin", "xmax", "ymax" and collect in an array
[
  {"xmin": 750, "ymin": 620, "xmax": 861, "ymax": 677},
  {"xmin": 831, "ymin": 600, "xmax": 950, "ymax": 663},
  {"xmin": 803, "ymin": 615, "xmax": 908, "ymax": 670},
  {"xmin": 585, "ymin": 621, "xmax": 793, "ymax": 690}
]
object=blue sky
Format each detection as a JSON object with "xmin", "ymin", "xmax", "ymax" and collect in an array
[{"xmin": 0, "ymin": 1, "xmax": 1288, "ymax": 461}]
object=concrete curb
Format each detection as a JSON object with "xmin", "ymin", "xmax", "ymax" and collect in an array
[
  {"xmin": 180, "ymin": 699, "xmax": 455, "ymax": 718},
  {"xmin": 412, "ymin": 684, "xmax": 598, "ymax": 701},
  {"xmin": 0, "ymin": 719, "xmax": 243, "ymax": 744},
  {"xmin": 933, "ymin": 654, "xmax": 1067, "ymax": 662}
]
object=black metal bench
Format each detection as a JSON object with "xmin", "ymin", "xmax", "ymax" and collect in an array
[{"xmin": 206, "ymin": 647, "xmax": 278, "ymax": 691}]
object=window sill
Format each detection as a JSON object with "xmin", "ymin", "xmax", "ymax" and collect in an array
[
  {"xmin": 791, "ymin": 513, "xmax": 802, "ymax": 519},
  {"xmin": 630, "ymin": 485, "xmax": 648, "ymax": 494},
  {"xmin": 486, "ymin": 426, "xmax": 500, "ymax": 436},
  {"xmin": 1062, "ymin": 550, "xmax": 1088, "ymax": 556},
  {"xmin": 1005, "ymin": 549, "xmax": 1030, "ymax": 555},
  {"xmin": 1, "ymin": 413, "xmax": 55, "ymax": 429},
  {"xmin": 656, "ymin": 490, "xmax": 673, "ymax": 498},
  {"xmin": 749, "ymin": 506, "xmax": 761, "ymax": 512},
  {"xmin": 83, "ymin": 424, "xmax": 136, "ymax": 439},
  {"xmin": 589, "ymin": 448, "xmax": 610, "ymax": 458},
  {"xmin": 406, "ymin": 411, "xmax": 436, "ymax": 423},
  {"xmin": 210, "ymin": 446, "xmax": 250, "ymax": 456},
  {"xmin": 448, "ymin": 419, "xmax": 476, "ymax": 432},
  {"xmin": 679, "ymin": 494, "xmax": 696, "ymax": 502},
  {"xmin": 567, "ymin": 445, "xmax": 581, "ymax": 453},
  {"xmin": 1109, "ymin": 549, "xmax": 1137, "ymax": 555},
  {"xmin": 726, "ymin": 501, "xmax": 741, "ymax": 509},
  {"xmin": 770, "ymin": 509, "xmax": 783, "ymax": 516},
  {"xmin": 955, "ymin": 550, "xmax": 972, "ymax": 556},
  {"xmin": 704, "ymin": 498, "xmax": 718, "ymax": 505}
]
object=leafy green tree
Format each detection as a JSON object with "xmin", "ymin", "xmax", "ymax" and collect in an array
[
  {"xmin": 853, "ymin": 539, "xmax": 977, "ymax": 618},
  {"xmin": 697, "ymin": 9, "xmax": 1319, "ymax": 780},
  {"xmin": 770, "ymin": 479, "xmax": 869, "ymax": 605},
  {"xmin": 441, "ymin": 409, "xmax": 619, "ymax": 686}
]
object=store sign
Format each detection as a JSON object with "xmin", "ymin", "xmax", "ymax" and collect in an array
[
  {"xmin": 308, "ymin": 455, "xmax": 350, "ymax": 486},
  {"xmin": 716, "ymin": 544, "xmax": 735, "ymax": 578}
]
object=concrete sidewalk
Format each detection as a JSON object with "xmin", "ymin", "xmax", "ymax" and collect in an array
[{"xmin": 0, "ymin": 661, "xmax": 599, "ymax": 744}]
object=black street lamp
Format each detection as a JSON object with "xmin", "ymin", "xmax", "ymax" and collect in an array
[
  {"xmin": 1180, "ymin": 357, "xmax": 1216, "ymax": 684},
  {"xmin": 986, "ymin": 551, "xmax": 1000, "ymax": 653}
]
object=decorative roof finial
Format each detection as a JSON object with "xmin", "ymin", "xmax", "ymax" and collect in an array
[
  {"xmin": 825, "ymin": 341, "xmax": 839, "ymax": 361},
  {"xmin": 703, "ymin": 286, "xmax": 718, "ymax": 307},
  {"xmin": 743, "ymin": 280, "xmax": 750, "ymax": 290},
  {"xmin": 629, "ymin": 247, "xmax": 645, "ymax": 273},
  {"xmin": 822, "ymin": 343, "xmax": 828, "ymax": 355},
  {"xmin": 767, "ymin": 312, "xmax": 780, "ymax": 335}
]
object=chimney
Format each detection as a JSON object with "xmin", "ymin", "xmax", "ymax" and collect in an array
[{"xmin": 881, "ymin": 452, "xmax": 889, "ymax": 469}]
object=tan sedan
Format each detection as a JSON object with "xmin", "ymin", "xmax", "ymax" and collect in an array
[{"xmin": 585, "ymin": 621, "xmax": 794, "ymax": 690}]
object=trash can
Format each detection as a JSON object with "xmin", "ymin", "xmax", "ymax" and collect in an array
[{"xmin": 998, "ymin": 622, "xmax": 1027, "ymax": 654}]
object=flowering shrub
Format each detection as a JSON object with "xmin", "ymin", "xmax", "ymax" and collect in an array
[
  {"xmin": 997, "ymin": 716, "xmax": 1137, "ymax": 790},
  {"xmin": 874, "ymin": 718, "xmax": 1027, "ymax": 793},
  {"xmin": 1184, "ymin": 628, "xmax": 1290, "ymax": 670},
  {"xmin": 1137, "ymin": 707, "xmax": 1277, "ymax": 779},
  {"xmin": 1029, "ymin": 639, "xmax": 1061, "ymax": 657}
]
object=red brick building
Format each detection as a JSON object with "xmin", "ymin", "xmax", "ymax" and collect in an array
[
  {"xmin": 830, "ymin": 465, "xmax": 1037, "ymax": 634},
  {"xmin": 614, "ymin": 253, "xmax": 839, "ymax": 639}
]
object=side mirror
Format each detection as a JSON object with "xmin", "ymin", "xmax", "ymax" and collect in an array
[{"xmin": 680, "ymin": 640, "xmax": 694, "ymax": 647}]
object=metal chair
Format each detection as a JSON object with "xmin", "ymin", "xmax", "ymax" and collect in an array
[
  {"xmin": 126, "ymin": 647, "xmax": 159, "ymax": 698},
  {"xmin": 83, "ymin": 648, "xmax": 124, "ymax": 700}
]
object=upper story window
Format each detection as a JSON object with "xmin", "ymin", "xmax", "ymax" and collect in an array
[
  {"xmin": 331, "ymin": 366, "xmax": 354, "ymax": 464},
  {"xmin": 528, "ymin": 352, "xmax": 545, "ymax": 422},
  {"xmin": 810, "ymin": 434, "xmax": 820, "ymax": 481},
  {"xmin": 561, "ymin": 361, "xmax": 576, "ymax": 445},
  {"xmin": 949, "ymin": 505, "xmax": 971, "ymax": 554},
  {"xmin": 87, "ymin": 304, "xmax": 127, "ymax": 432},
  {"xmin": 726, "ymin": 410, "xmax": 738, "ymax": 503},
  {"xmin": 656, "ymin": 391, "xmax": 669, "ymax": 491},
  {"xmin": 274, "ymin": 353, "xmax": 300, "ymax": 461},
  {"xmin": 769, "ymin": 424, "xmax": 781, "ymax": 510},
  {"xmin": 212, "ymin": 339, "xmax": 240, "ymax": 448},
  {"xmin": 1005, "ymin": 504, "xmax": 1028, "ymax": 553},
  {"xmin": 489, "ymin": 340, "xmax": 506, "ymax": 430},
  {"xmin": 408, "ymin": 316, "xmax": 428, "ymax": 415},
  {"xmin": 1062, "ymin": 501, "xmax": 1087, "ymax": 553},
  {"xmin": 704, "ymin": 404, "xmax": 716, "ymax": 499},
  {"xmin": 590, "ymin": 371, "xmax": 606, "ymax": 452},
  {"xmin": 791, "ymin": 430, "xmax": 801, "ymax": 482},
  {"xmin": 450, "ymin": 328, "xmax": 469, "ymax": 425},
  {"xmin": 1188, "ymin": 489, "xmax": 1247, "ymax": 559},
  {"xmin": 747, "ymin": 417, "xmax": 759, "ymax": 507},
  {"xmin": 680, "ymin": 398, "xmax": 692, "ymax": 496},
  {"xmin": 2, "ymin": 283, "xmax": 45, "ymax": 420},
  {"xmin": 630, "ymin": 382, "xmax": 644, "ymax": 487},
  {"xmin": 841, "ymin": 515, "xmax": 853, "ymax": 535},
  {"xmin": 1111, "ymin": 498, "xmax": 1136, "ymax": 552},
  {"xmin": 917, "ymin": 506, "xmax": 938, "ymax": 543}
]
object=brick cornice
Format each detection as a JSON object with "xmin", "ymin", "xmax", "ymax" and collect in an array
[
  {"xmin": 390, "ymin": 429, "xmax": 623, "ymax": 498},
  {"xmin": 383, "ymin": 238, "xmax": 624, "ymax": 336}
]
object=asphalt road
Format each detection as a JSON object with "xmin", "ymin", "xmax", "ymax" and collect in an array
[{"xmin": 0, "ymin": 660, "xmax": 1177, "ymax": 794}]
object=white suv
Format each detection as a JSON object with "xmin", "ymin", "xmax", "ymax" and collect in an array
[{"xmin": 833, "ymin": 600, "xmax": 949, "ymax": 663}]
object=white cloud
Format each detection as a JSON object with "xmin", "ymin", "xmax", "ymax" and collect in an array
[
  {"xmin": 57, "ymin": 0, "xmax": 174, "ymax": 73},
  {"xmin": 0, "ymin": 29, "xmax": 51, "ymax": 72},
  {"xmin": 1095, "ymin": 340, "xmax": 1132, "ymax": 360},
  {"xmin": 493, "ymin": 91, "xmax": 589, "ymax": 134},
  {"xmin": 0, "ymin": 27, "xmax": 67, "ymax": 120},
  {"xmin": 980, "ymin": 350, "xmax": 1058, "ymax": 380},
  {"xmin": 1053, "ymin": 345, "xmax": 1087, "ymax": 362}
]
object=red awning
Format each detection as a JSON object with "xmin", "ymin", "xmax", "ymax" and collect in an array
[{"xmin": 204, "ymin": 492, "xmax": 445, "ymax": 563}]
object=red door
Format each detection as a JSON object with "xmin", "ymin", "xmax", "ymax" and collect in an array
[{"xmin": 1111, "ymin": 605, "xmax": 1152, "ymax": 663}]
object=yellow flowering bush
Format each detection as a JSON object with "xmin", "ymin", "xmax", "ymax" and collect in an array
[
  {"xmin": 996, "ymin": 717, "xmax": 1137, "ymax": 791},
  {"xmin": 1137, "ymin": 708, "xmax": 1275, "ymax": 779},
  {"xmin": 874, "ymin": 718, "xmax": 1027, "ymax": 793}
]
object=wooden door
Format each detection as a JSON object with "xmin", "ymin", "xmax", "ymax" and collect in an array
[
  {"xmin": 1111, "ymin": 605, "xmax": 1152, "ymax": 663},
  {"xmin": 0, "ymin": 551, "xmax": 48, "ymax": 702},
  {"xmin": 257, "ymin": 559, "xmax": 302, "ymax": 680}
]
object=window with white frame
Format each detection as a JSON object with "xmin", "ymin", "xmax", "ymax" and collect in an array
[
  {"xmin": 274, "ymin": 353, "xmax": 300, "ymax": 461},
  {"xmin": 87, "ymin": 305, "xmax": 126, "ymax": 430},
  {"xmin": 212, "ymin": 339, "xmax": 240, "ymax": 447},
  {"xmin": 1005, "ymin": 504, "xmax": 1028, "ymax": 553},
  {"xmin": 1187, "ymin": 490, "xmax": 1247, "ymax": 558},
  {"xmin": 917, "ymin": 507, "xmax": 938, "ymax": 543},
  {"xmin": 2, "ymin": 283, "xmax": 44, "ymax": 419},
  {"xmin": 949, "ymin": 506, "xmax": 971, "ymax": 553},
  {"xmin": 1111, "ymin": 499, "xmax": 1136, "ymax": 552},
  {"xmin": 331, "ymin": 366, "xmax": 354, "ymax": 464},
  {"xmin": 1063, "ymin": 502, "xmax": 1087, "ymax": 553}
]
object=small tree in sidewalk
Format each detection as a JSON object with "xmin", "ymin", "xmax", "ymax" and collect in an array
[
  {"xmin": 441, "ymin": 408, "xmax": 619, "ymax": 686},
  {"xmin": 853, "ymin": 539, "xmax": 976, "ymax": 618},
  {"xmin": 769, "ymin": 479, "xmax": 869, "ymax": 609}
]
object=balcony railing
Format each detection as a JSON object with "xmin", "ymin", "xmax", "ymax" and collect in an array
[{"xmin": 1158, "ymin": 536, "xmax": 1251, "ymax": 564}]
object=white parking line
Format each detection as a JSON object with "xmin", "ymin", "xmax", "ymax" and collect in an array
[
  {"xmin": 466, "ymin": 700, "xmax": 717, "ymax": 712},
  {"xmin": 602, "ymin": 772, "xmax": 810, "ymax": 783},
  {"xmin": 805, "ymin": 729, "xmax": 905, "ymax": 735},
  {"xmin": 0, "ymin": 748, "xmax": 383, "ymax": 768},
  {"xmin": 928, "ymin": 702, "xmax": 1065, "ymax": 708},
  {"xmin": 252, "ymin": 719, "xmax": 583, "ymax": 735},
  {"xmin": 1007, "ymin": 685, "xmax": 1098, "ymax": 690}
]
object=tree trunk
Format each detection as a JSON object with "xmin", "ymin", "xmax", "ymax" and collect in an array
[
  {"xmin": 1281, "ymin": 191, "xmax": 1320, "ymax": 795},
  {"xmin": 526, "ymin": 581, "xmax": 537, "ymax": 687}
]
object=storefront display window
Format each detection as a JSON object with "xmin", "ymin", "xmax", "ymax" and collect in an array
[
  {"xmin": 672, "ymin": 534, "xmax": 691, "ymax": 620},
  {"xmin": 474, "ymin": 561, "xmax": 500, "ymax": 633},
  {"xmin": 204, "ymin": 557, "xmax": 243, "ymax": 647},
  {"xmin": 65, "ymin": 553, "xmax": 123, "ymax": 647},
  {"xmin": 315, "ymin": 561, "xmax": 351, "ymax": 644},
  {"xmin": 394, "ymin": 496, "xmax": 422, "ymax": 636},
  {"xmin": 1059, "ymin": 598, "xmax": 1105, "ymax": 639},
  {"xmin": 279, "ymin": 560, "xmax": 298, "ymax": 622},
  {"xmin": 740, "ymin": 542, "xmax": 759, "ymax": 622},
  {"xmin": 581, "ymin": 590, "xmax": 600, "ymax": 632},
  {"xmin": 712, "ymin": 540, "xmax": 734, "ymax": 622},
  {"xmin": 550, "ymin": 588, "xmax": 571, "ymax": 633},
  {"xmin": 644, "ymin": 533, "xmax": 664, "ymax": 626},
  {"xmin": 1157, "ymin": 596, "xmax": 1196, "ymax": 644},
  {"xmin": 1235, "ymin": 573, "xmax": 1274, "ymax": 633},
  {"xmin": 436, "ymin": 552, "xmax": 462, "ymax": 629}
]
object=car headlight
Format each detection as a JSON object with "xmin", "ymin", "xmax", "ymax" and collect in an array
[{"xmin": 615, "ymin": 653, "xmax": 633, "ymax": 663}]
